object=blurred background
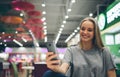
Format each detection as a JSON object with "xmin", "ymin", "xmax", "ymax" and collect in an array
[{"xmin": 0, "ymin": 0, "xmax": 120, "ymax": 77}]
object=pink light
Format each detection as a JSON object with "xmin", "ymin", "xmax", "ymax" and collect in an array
[{"xmin": 14, "ymin": 8, "xmax": 21, "ymax": 11}]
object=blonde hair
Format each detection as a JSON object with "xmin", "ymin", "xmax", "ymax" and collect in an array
[{"xmin": 79, "ymin": 17, "xmax": 104, "ymax": 49}]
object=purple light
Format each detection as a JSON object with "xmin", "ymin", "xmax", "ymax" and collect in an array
[
  {"xmin": 41, "ymin": 48, "xmax": 48, "ymax": 53},
  {"xmin": 40, "ymin": 48, "xmax": 67, "ymax": 53},
  {"xmin": 5, "ymin": 47, "xmax": 13, "ymax": 53},
  {"xmin": 57, "ymin": 48, "xmax": 67, "ymax": 53}
]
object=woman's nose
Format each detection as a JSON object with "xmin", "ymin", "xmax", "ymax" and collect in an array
[{"xmin": 83, "ymin": 30, "xmax": 88, "ymax": 34}]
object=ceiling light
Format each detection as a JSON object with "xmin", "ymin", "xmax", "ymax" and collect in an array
[
  {"xmin": 44, "ymin": 29, "xmax": 47, "ymax": 32},
  {"xmin": 61, "ymin": 25, "xmax": 64, "ymax": 28},
  {"xmin": 65, "ymin": 30, "xmax": 77, "ymax": 43},
  {"xmin": 71, "ymin": 0, "xmax": 76, "ymax": 3},
  {"xmin": 44, "ymin": 36, "xmax": 47, "ymax": 42},
  {"xmin": 63, "ymin": 20, "xmax": 66, "ymax": 24},
  {"xmin": 2, "ymin": 32, "xmax": 5, "ymax": 34},
  {"xmin": 42, "ymin": 17, "xmax": 46, "ymax": 21},
  {"xmin": 65, "ymin": 15, "xmax": 69, "ymax": 19},
  {"xmin": 43, "ymin": 22, "xmax": 47, "ymax": 25},
  {"xmin": 65, "ymin": 26, "xmax": 79, "ymax": 43},
  {"xmin": 22, "ymin": 37, "xmax": 27, "ymax": 42},
  {"xmin": 58, "ymin": 30, "xmax": 62, "ymax": 34},
  {"xmin": 77, "ymin": 27, "xmax": 80, "ymax": 30},
  {"xmin": 72, "ymin": 32, "xmax": 75, "ymax": 36},
  {"xmin": 33, "ymin": 40, "xmax": 39, "ymax": 47},
  {"xmin": 89, "ymin": 13, "xmax": 93, "ymax": 17},
  {"xmin": 42, "ymin": 11, "xmax": 46, "ymax": 14},
  {"xmin": 8, "ymin": 36, "xmax": 11, "ymax": 38},
  {"xmin": 43, "ymin": 26, "xmax": 47, "ymax": 29},
  {"xmin": 55, "ymin": 33, "xmax": 61, "ymax": 44},
  {"xmin": 44, "ymin": 29, "xmax": 47, "ymax": 35},
  {"xmin": 36, "ymin": 42, "xmax": 39, "ymax": 47},
  {"xmin": 44, "ymin": 31, "xmax": 47, "ymax": 35},
  {"xmin": 67, "ymin": 9, "xmax": 72, "ymax": 12},
  {"xmin": 13, "ymin": 39, "xmax": 23, "ymax": 47},
  {"xmin": 42, "ymin": 4, "xmax": 46, "ymax": 7},
  {"xmin": 20, "ymin": 13, "xmax": 24, "ymax": 16},
  {"xmin": 74, "ymin": 30, "xmax": 77, "ymax": 33},
  {"xmin": 4, "ymin": 44, "xmax": 7, "ymax": 47},
  {"xmin": 59, "ymin": 28, "xmax": 63, "ymax": 31},
  {"xmin": 65, "ymin": 34, "xmax": 73, "ymax": 43},
  {"xmin": 15, "ymin": 31, "xmax": 18, "ymax": 34}
]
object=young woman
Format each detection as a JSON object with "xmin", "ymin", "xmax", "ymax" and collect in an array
[{"xmin": 45, "ymin": 17, "xmax": 116, "ymax": 77}]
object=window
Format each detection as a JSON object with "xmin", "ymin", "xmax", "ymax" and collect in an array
[
  {"xmin": 115, "ymin": 33, "xmax": 120, "ymax": 44},
  {"xmin": 105, "ymin": 35, "xmax": 114, "ymax": 45}
]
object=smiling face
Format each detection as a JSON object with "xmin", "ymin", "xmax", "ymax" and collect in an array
[{"xmin": 80, "ymin": 20, "xmax": 95, "ymax": 43}]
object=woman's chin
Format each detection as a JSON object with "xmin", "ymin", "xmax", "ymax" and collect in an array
[{"xmin": 81, "ymin": 38, "xmax": 90, "ymax": 42}]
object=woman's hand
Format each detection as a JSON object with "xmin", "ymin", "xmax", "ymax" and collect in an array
[{"xmin": 46, "ymin": 52, "xmax": 61, "ymax": 72}]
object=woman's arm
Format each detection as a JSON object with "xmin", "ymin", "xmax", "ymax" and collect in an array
[
  {"xmin": 107, "ymin": 69, "xmax": 116, "ymax": 77},
  {"xmin": 59, "ymin": 63, "xmax": 69, "ymax": 74},
  {"xmin": 46, "ymin": 52, "xmax": 69, "ymax": 74}
]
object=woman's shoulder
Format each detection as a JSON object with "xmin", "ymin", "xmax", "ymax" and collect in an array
[
  {"xmin": 66, "ymin": 44, "xmax": 81, "ymax": 53},
  {"xmin": 101, "ymin": 46, "xmax": 111, "ymax": 56},
  {"xmin": 67, "ymin": 44, "xmax": 79, "ymax": 49},
  {"xmin": 101, "ymin": 47, "xmax": 110, "ymax": 52}
]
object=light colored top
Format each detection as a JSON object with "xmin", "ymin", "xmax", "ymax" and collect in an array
[{"xmin": 62, "ymin": 45, "xmax": 115, "ymax": 77}]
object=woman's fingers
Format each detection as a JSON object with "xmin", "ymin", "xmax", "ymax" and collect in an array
[
  {"xmin": 48, "ymin": 54, "xmax": 58, "ymax": 61},
  {"xmin": 46, "ymin": 52, "xmax": 54, "ymax": 58},
  {"xmin": 47, "ymin": 59, "xmax": 60, "ymax": 69},
  {"xmin": 46, "ymin": 52, "xmax": 60, "ymax": 70},
  {"xmin": 46, "ymin": 52, "xmax": 58, "ymax": 61},
  {"xmin": 50, "ymin": 60, "xmax": 60, "ymax": 64}
]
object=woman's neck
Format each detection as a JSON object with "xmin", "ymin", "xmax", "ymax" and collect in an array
[{"xmin": 81, "ymin": 41, "xmax": 93, "ymax": 51}]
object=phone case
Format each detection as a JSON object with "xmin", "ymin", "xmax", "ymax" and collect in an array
[
  {"xmin": 46, "ymin": 42, "xmax": 57, "ymax": 54},
  {"xmin": 46, "ymin": 42, "xmax": 58, "ymax": 60}
]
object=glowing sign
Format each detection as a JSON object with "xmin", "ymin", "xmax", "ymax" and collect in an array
[
  {"xmin": 106, "ymin": 2, "xmax": 120, "ymax": 24},
  {"xmin": 98, "ymin": 13, "xmax": 106, "ymax": 30}
]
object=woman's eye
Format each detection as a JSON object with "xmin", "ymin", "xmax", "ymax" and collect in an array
[
  {"xmin": 81, "ymin": 27, "xmax": 94, "ymax": 32},
  {"xmin": 88, "ymin": 29, "xmax": 93, "ymax": 32},
  {"xmin": 81, "ymin": 27, "xmax": 85, "ymax": 31}
]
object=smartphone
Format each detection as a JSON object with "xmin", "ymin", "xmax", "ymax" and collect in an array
[{"xmin": 46, "ymin": 42, "xmax": 58, "ymax": 60}]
